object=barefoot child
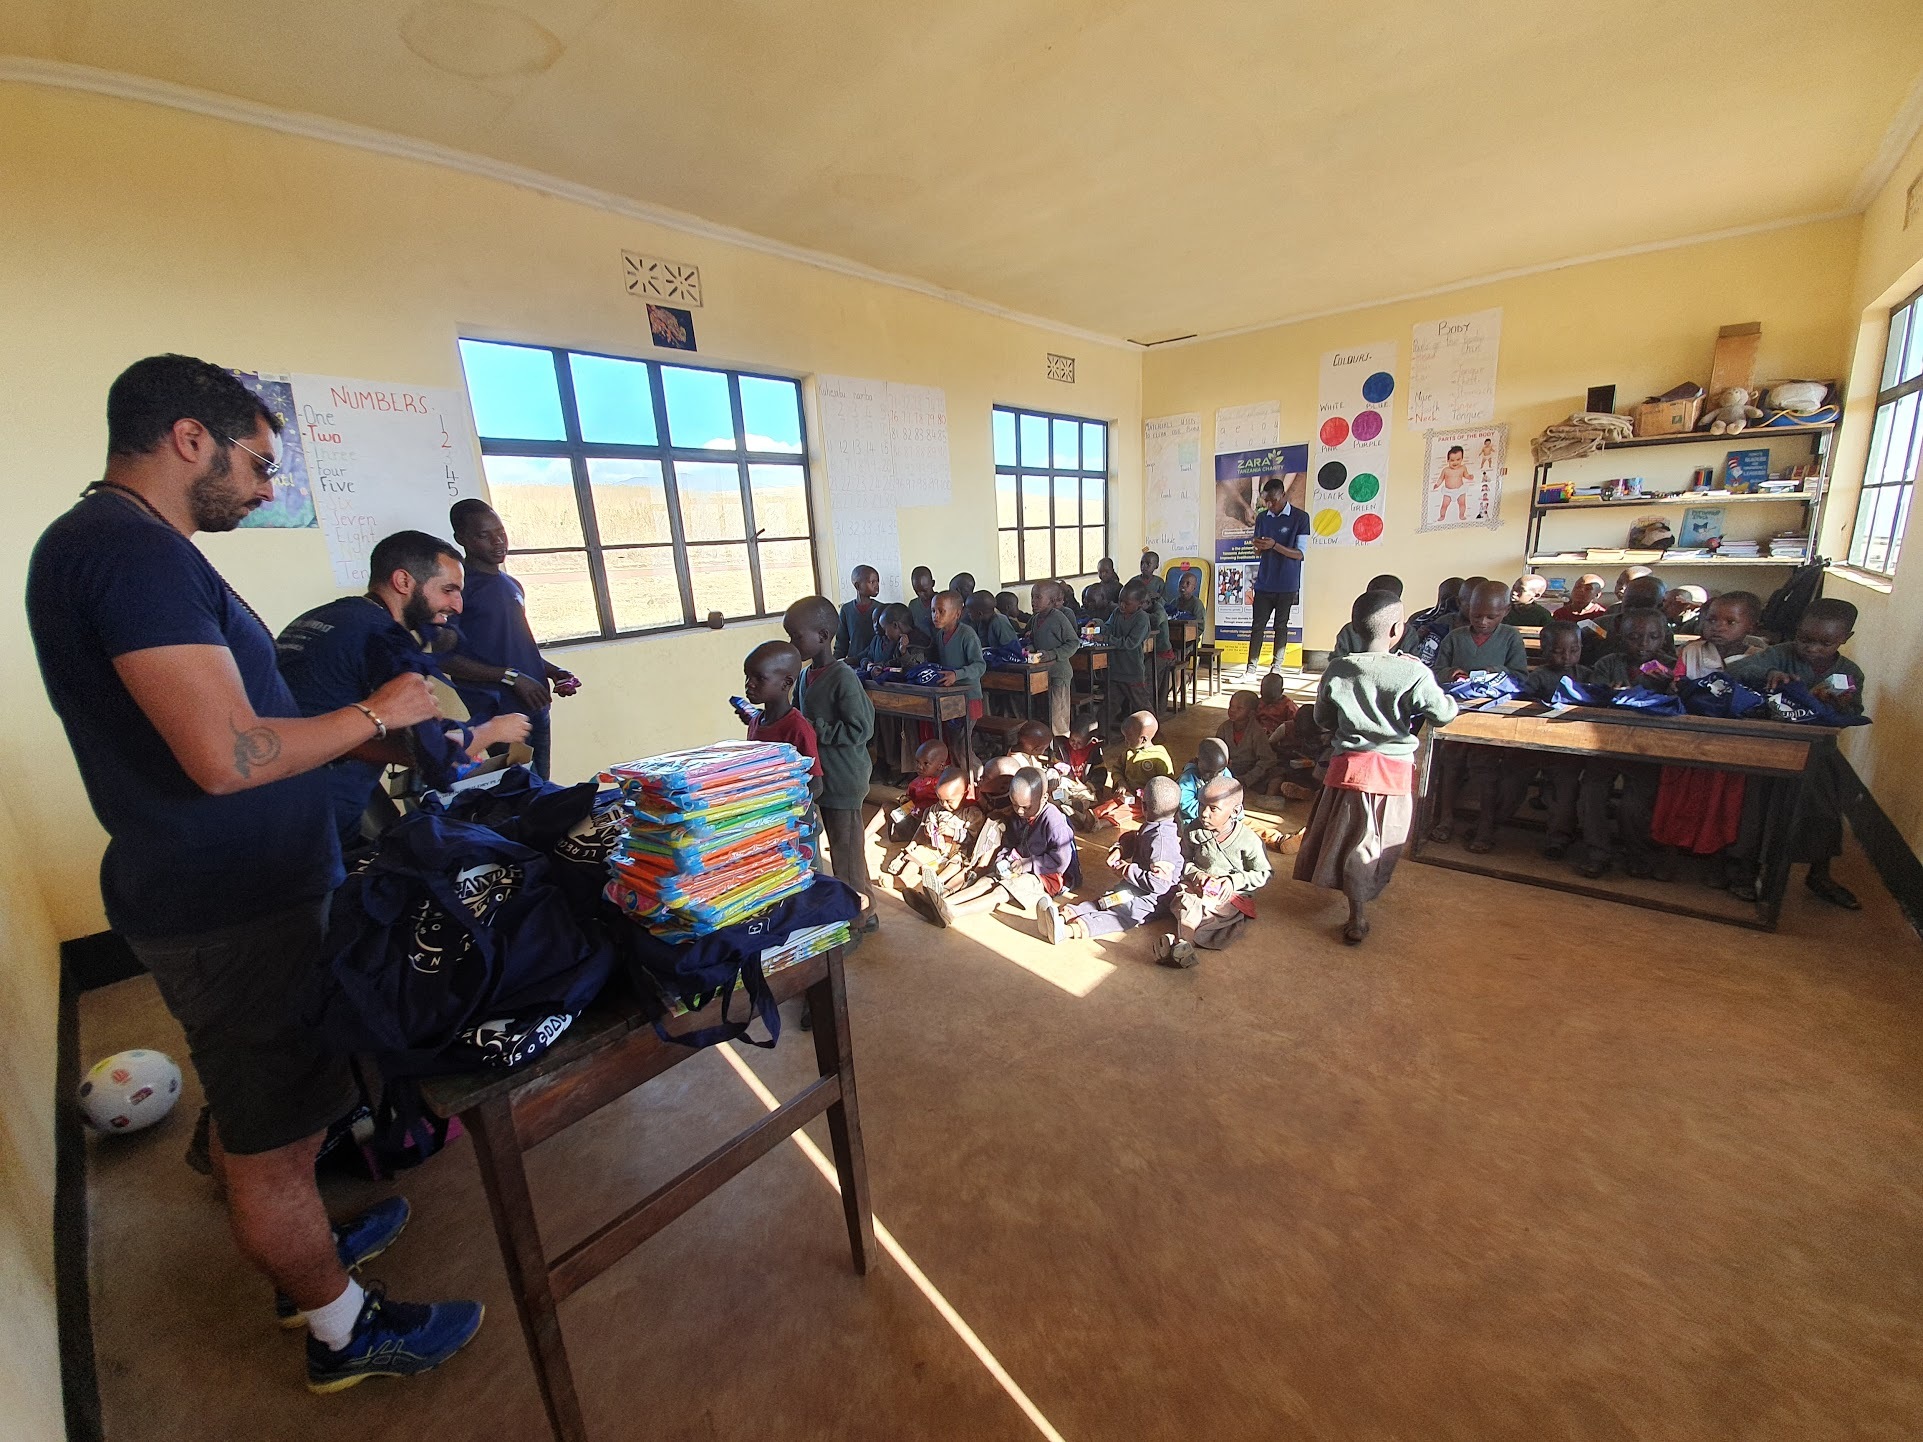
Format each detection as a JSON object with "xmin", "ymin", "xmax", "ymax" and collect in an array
[
  {"xmin": 1216, "ymin": 689, "xmax": 1281, "ymax": 793},
  {"xmin": 886, "ymin": 767, "xmax": 982, "ymax": 898},
  {"xmin": 885, "ymin": 739, "xmax": 950, "ymax": 841},
  {"xmin": 1027, "ymin": 580, "xmax": 1082, "ymax": 736},
  {"xmin": 1294, "ymin": 589, "xmax": 1457, "ymax": 944},
  {"xmin": 928, "ymin": 769, "xmax": 1082, "ymax": 927},
  {"xmin": 1052, "ymin": 717, "xmax": 1104, "ymax": 830},
  {"xmin": 1158, "ymin": 777, "xmax": 1272, "ymax": 968},
  {"xmin": 1036, "ymin": 775, "xmax": 1184, "ymax": 944}
]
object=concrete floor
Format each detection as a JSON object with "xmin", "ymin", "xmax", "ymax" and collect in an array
[{"xmin": 79, "ymin": 680, "xmax": 1923, "ymax": 1441}]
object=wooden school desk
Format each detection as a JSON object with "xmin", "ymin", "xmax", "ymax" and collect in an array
[
  {"xmin": 982, "ymin": 657, "xmax": 1051, "ymax": 720},
  {"xmin": 864, "ymin": 678, "xmax": 977, "ymax": 764},
  {"xmin": 1409, "ymin": 701, "xmax": 1842, "ymax": 930},
  {"xmin": 421, "ymin": 947, "xmax": 872, "ymax": 1442},
  {"xmin": 1167, "ymin": 618, "xmax": 1202, "ymax": 710},
  {"xmin": 1074, "ymin": 637, "xmax": 1156, "ymax": 736}
]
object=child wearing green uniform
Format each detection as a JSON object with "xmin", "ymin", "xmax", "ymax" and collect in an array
[
  {"xmin": 784, "ymin": 596, "xmax": 878, "ymax": 935},
  {"xmin": 1158, "ymin": 776, "xmax": 1272, "ymax": 968},
  {"xmin": 1103, "ymin": 581, "xmax": 1155, "ymax": 715},
  {"xmin": 1027, "ymin": 580, "xmax": 1082, "ymax": 736},
  {"xmin": 1295, "ymin": 589, "xmax": 1458, "ymax": 944}
]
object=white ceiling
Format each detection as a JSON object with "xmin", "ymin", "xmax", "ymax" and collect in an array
[{"xmin": 5, "ymin": 0, "xmax": 1922, "ymax": 342}]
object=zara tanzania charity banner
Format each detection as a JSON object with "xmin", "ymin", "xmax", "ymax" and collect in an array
[
  {"xmin": 1310, "ymin": 342, "xmax": 1394, "ymax": 547},
  {"xmin": 1213, "ymin": 444, "xmax": 1307, "ymax": 665},
  {"xmin": 1417, "ymin": 423, "xmax": 1507, "ymax": 533}
]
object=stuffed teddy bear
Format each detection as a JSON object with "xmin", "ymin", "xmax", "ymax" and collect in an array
[{"xmin": 1698, "ymin": 386, "xmax": 1762, "ymax": 435}]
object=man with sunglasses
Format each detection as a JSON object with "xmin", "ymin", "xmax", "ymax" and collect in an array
[{"xmin": 27, "ymin": 354, "xmax": 484, "ymax": 1393}]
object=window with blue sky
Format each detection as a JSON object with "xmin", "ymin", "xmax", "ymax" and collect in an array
[
  {"xmin": 456, "ymin": 340, "xmax": 816, "ymax": 642},
  {"xmin": 993, "ymin": 404, "xmax": 1109, "ymax": 586}
]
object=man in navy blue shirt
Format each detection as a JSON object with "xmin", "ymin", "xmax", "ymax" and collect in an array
[
  {"xmin": 1246, "ymin": 477, "xmax": 1311, "ymax": 675},
  {"xmin": 441, "ymin": 499, "xmax": 579, "ymax": 779},
  {"xmin": 27, "ymin": 355, "xmax": 482, "ymax": 1392},
  {"xmin": 277, "ymin": 530, "xmax": 531, "ymax": 846}
]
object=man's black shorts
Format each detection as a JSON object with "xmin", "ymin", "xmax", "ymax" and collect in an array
[{"xmin": 125, "ymin": 897, "xmax": 358, "ymax": 1156}]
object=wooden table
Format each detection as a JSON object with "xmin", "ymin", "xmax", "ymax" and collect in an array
[
  {"xmin": 864, "ymin": 679, "xmax": 976, "ymax": 763},
  {"xmin": 982, "ymin": 658, "xmax": 1051, "ymax": 720},
  {"xmin": 421, "ymin": 948, "xmax": 872, "ymax": 1442},
  {"xmin": 1073, "ymin": 638, "xmax": 1156, "ymax": 735},
  {"xmin": 1409, "ymin": 701, "xmax": 1841, "ymax": 929}
]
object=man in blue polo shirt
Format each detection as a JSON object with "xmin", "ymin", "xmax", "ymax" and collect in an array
[
  {"xmin": 440, "ymin": 499, "xmax": 580, "ymax": 779},
  {"xmin": 1246, "ymin": 476, "xmax": 1310, "ymax": 675},
  {"xmin": 277, "ymin": 529, "xmax": 531, "ymax": 846},
  {"xmin": 27, "ymin": 355, "xmax": 483, "ymax": 1394}
]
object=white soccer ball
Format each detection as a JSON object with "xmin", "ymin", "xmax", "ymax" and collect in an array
[{"xmin": 78, "ymin": 1049, "xmax": 182, "ymax": 1134}]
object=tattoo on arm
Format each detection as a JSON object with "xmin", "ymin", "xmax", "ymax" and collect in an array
[{"xmin": 230, "ymin": 717, "xmax": 283, "ymax": 779}]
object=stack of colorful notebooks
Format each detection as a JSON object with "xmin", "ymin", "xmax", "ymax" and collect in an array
[{"xmin": 602, "ymin": 740, "xmax": 816, "ymax": 938}]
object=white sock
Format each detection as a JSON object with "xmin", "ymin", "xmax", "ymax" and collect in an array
[{"xmin": 303, "ymin": 1279, "xmax": 365, "ymax": 1351}]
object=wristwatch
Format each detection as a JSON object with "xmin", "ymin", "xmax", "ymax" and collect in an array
[{"xmin": 500, "ymin": 668, "xmax": 521, "ymax": 687}]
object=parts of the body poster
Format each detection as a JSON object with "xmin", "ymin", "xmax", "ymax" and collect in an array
[
  {"xmin": 1311, "ymin": 343, "xmax": 1394, "ymax": 547},
  {"xmin": 1212, "ymin": 444, "xmax": 1307, "ymax": 666},
  {"xmin": 1418, "ymin": 423, "xmax": 1507, "ymax": 533}
]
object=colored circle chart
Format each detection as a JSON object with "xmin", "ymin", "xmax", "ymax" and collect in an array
[
  {"xmin": 1348, "ymin": 472, "xmax": 1380, "ymax": 503},
  {"xmin": 1350, "ymin": 409, "xmax": 1384, "ymax": 443},
  {"xmin": 1317, "ymin": 460, "xmax": 1347, "ymax": 491},
  {"xmin": 1312, "ymin": 508, "xmax": 1343, "ymax": 538},
  {"xmin": 1361, "ymin": 371, "xmax": 1395, "ymax": 404},
  {"xmin": 1318, "ymin": 415, "xmax": 1350, "ymax": 448},
  {"xmin": 1352, "ymin": 512, "xmax": 1384, "ymax": 543}
]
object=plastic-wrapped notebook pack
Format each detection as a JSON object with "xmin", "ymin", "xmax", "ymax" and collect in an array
[{"xmin": 601, "ymin": 740, "xmax": 817, "ymax": 938}]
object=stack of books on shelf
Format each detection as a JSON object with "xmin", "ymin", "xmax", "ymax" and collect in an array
[
  {"xmin": 1767, "ymin": 532, "xmax": 1811, "ymax": 561},
  {"xmin": 1714, "ymin": 540, "xmax": 1762, "ymax": 559}
]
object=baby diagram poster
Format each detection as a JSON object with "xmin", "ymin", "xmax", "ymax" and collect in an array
[
  {"xmin": 1418, "ymin": 423, "xmax": 1507, "ymax": 533},
  {"xmin": 1310, "ymin": 343, "xmax": 1395, "ymax": 546}
]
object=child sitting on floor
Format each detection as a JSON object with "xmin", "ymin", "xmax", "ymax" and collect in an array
[
  {"xmin": 1036, "ymin": 775, "xmax": 1184, "ymax": 945},
  {"xmin": 886, "ymin": 767, "xmax": 982, "ymax": 896},
  {"xmin": 1217, "ymin": 688, "xmax": 1281, "ymax": 793},
  {"xmin": 1094, "ymin": 710, "xmax": 1174, "ymax": 823},
  {"xmin": 1158, "ymin": 777, "xmax": 1272, "ymax": 968},
  {"xmin": 1052, "ymin": 717, "xmax": 1104, "ymax": 830},
  {"xmin": 1178, "ymin": 738, "xmax": 1232, "ymax": 825},
  {"xmin": 1256, "ymin": 671, "xmax": 1299, "ymax": 741},
  {"xmin": 927, "ymin": 768, "xmax": 1082, "ymax": 927},
  {"xmin": 1294, "ymin": 589, "xmax": 1456, "ymax": 944},
  {"xmin": 885, "ymin": 739, "xmax": 951, "ymax": 841},
  {"xmin": 1012, "ymin": 718, "xmax": 1055, "ymax": 772}
]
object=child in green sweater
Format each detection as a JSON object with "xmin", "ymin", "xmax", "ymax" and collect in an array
[
  {"xmin": 1026, "ymin": 580, "xmax": 1082, "ymax": 735},
  {"xmin": 785, "ymin": 596, "xmax": 877, "ymax": 936},
  {"xmin": 1295, "ymin": 589, "xmax": 1458, "ymax": 944},
  {"xmin": 1157, "ymin": 777, "xmax": 1273, "ymax": 969}
]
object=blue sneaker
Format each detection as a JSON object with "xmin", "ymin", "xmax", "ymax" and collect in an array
[
  {"xmin": 305, "ymin": 1285, "xmax": 483, "ymax": 1394},
  {"xmin": 276, "ymin": 1198, "xmax": 412, "ymax": 1328}
]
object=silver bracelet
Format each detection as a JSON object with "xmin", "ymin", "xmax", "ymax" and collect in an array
[{"xmin": 353, "ymin": 703, "xmax": 387, "ymax": 740}]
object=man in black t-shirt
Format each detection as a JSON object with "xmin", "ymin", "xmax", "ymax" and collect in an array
[
  {"xmin": 278, "ymin": 530, "xmax": 530, "ymax": 846},
  {"xmin": 27, "ymin": 356, "xmax": 483, "ymax": 1394}
]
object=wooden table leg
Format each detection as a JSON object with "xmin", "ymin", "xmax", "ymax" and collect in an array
[
  {"xmin": 466, "ymin": 1097, "xmax": 588, "ymax": 1442},
  {"xmin": 808, "ymin": 946, "xmax": 874, "ymax": 1274}
]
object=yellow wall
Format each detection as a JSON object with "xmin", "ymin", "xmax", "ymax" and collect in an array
[
  {"xmin": 1818, "ymin": 126, "xmax": 1923, "ymax": 852},
  {"xmin": 1142, "ymin": 219, "xmax": 1859, "ymax": 644},
  {"xmin": 0, "ymin": 783, "xmax": 64, "ymax": 1442},
  {"xmin": 0, "ymin": 81, "xmax": 1143, "ymax": 943}
]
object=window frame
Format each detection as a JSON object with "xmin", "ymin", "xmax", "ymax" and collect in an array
[
  {"xmin": 992, "ymin": 403, "xmax": 1110, "ymax": 586},
  {"xmin": 459, "ymin": 341, "xmax": 819, "ymax": 645},
  {"xmin": 1847, "ymin": 284, "xmax": 1923, "ymax": 577}
]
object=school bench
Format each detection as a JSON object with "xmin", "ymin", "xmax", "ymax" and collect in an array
[{"xmin": 421, "ymin": 946, "xmax": 871, "ymax": 1442}]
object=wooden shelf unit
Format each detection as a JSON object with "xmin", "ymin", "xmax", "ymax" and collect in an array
[{"xmin": 1526, "ymin": 424, "xmax": 1832, "ymax": 581}]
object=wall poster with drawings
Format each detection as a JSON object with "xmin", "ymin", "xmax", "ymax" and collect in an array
[{"xmin": 1417, "ymin": 423, "xmax": 1507, "ymax": 533}]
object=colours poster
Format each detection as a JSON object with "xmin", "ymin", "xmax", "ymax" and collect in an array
[
  {"xmin": 1212, "ymin": 444, "xmax": 1307, "ymax": 666},
  {"xmin": 1311, "ymin": 343, "xmax": 1394, "ymax": 547}
]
